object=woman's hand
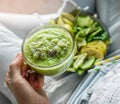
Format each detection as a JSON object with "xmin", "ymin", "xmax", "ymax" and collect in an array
[{"xmin": 6, "ymin": 53, "xmax": 50, "ymax": 104}]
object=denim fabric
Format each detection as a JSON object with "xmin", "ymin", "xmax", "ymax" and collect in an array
[{"xmin": 67, "ymin": 59, "xmax": 120, "ymax": 104}]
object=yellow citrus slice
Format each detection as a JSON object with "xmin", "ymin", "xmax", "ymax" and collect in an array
[
  {"xmin": 62, "ymin": 12, "xmax": 75, "ymax": 22},
  {"xmin": 62, "ymin": 24, "xmax": 73, "ymax": 33},
  {"xmin": 81, "ymin": 47, "xmax": 104, "ymax": 59},
  {"xmin": 87, "ymin": 40, "xmax": 107, "ymax": 54},
  {"xmin": 57, "ymin": 16, "xmax": 64, "ymax": 25},
  {"xmin": 62, "ymin": 17, "xmax": 74, "ymax": 27}
]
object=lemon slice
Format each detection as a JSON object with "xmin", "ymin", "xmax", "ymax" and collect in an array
[
  {"xmin": 86, "ymin": 44, "xmax": 105, "ymax": 55},
  {"xmin": 81, "ymin": 47, "xmax": 104, "ymax": 59},
  {"xmin": 87, "ymin": 40, "xmax": 107, "ymax": 54}
]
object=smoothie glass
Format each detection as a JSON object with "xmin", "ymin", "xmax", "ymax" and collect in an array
[{"xmin": 22, "ymin": 25, "xmax": 75, "ymax": 76}]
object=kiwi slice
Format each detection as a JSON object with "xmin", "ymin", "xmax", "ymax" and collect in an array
[{"xmin": 81, "ymin": 56, "xmax": 95, "ymax": 70}]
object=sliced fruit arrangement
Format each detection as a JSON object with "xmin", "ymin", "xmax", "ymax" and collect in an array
[
  {"xmin": 49, "ymin": 11, "xmax": 111, "ymax": 75},
  {"xmin": 49, "ymin": 12, "xmax": 75, "ymax": 34},
  {"xmin": 81, "ymin": 40, "xmax": 107, "ymax": 59}
]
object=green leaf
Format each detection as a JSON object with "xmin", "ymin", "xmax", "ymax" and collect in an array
[
  {"xmin": 75, "ymin": 37, "xmax": 86, "ymax": 49},
  {"xmin": 76, "ymin": 15, "xmax": 94, "ymax": 27},
  {"xmin": 87, "ymin": 27, "xmax": 103, "ymax": 42}
]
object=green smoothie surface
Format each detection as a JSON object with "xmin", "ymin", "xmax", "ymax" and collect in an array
[{"xmin": 24, "ymin": 27, "xmax": 73, "ymax": 67}]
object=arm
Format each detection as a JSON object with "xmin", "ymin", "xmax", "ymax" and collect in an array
[{"xmin": 6, "ymin": 53, "xmax": 50, "ymax": 104}]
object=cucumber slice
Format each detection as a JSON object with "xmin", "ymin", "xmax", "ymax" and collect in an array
[
  {"xmin": 73, "ymin": 53, "xmax": 87, "ymax": 70},
  {"xmin": 81, "ymin": 56, "xmax": 95, "ymax": 70},
  {"xmin": 67, "ymin": 67, "xmax": 76, "ymax": 72},
  {"xmin": 77, "ymin": 69, "xmax": 85, "ymax": 75},
  {"xmin": 94, "ymin": 58, "xmax": 102, "ymax": 64}
]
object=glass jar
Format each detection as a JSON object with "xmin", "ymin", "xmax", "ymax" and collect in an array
[{"xmin": 22, "ymin": 25, "xmax": 75, "ymax": 76}]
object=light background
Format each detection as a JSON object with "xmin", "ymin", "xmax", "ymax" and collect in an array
[{"xmin": 0, "ymin": 0, "xmax": 63, "ymax": 14}]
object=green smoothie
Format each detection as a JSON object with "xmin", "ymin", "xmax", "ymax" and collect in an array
[{"xmin": 22, "ymin": 25, "xmax": 74, "ymax": 76}]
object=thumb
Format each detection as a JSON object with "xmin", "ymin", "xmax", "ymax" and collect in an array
[
  {"xmin": 14, "ymin": 53, "xmax": 23, "ymax": 67},
  {"xmin": 9, "ymin": 53, "xmax": 23, "ymax": 79}
]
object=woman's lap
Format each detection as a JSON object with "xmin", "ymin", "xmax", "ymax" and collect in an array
[{"xmin": 1, "ymin": 0, "xmax": 120, "ymax": 104}]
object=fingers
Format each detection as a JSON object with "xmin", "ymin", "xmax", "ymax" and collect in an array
[
  {"xmin": 6, "ymin": 53, "xmax": 45, "ymax": 93},
  {"xmin": 21, "ymin": 63, "xmax": 29, "ymax": 78},
  {"xmin": 27, "ymin": 71, "xmax": 44, "ymax": 90},
  {"xmin": 27, "ymin": 72, "xmax": 37, "ymax": 88},
  {"xmin": 13, "ymin": 53, "xmax": 23, "ymax": 67},
  {"xmin": 6, "ymin": 53, "xmax": 24, "ymax": 89},
  {"xmin": 9, "ymin": 53, "xmax": 23, "ymax": 80},
  {"xmin": 36, "ymin": 74, "xmax": 44, "ymax": 89},
  {"xmin": 9, "ymin": 53, "xmax": 23, "ymax": 73},
  {"xmin": 6, "ymin": 71, "xmax": 15, "ymax": 92}
]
